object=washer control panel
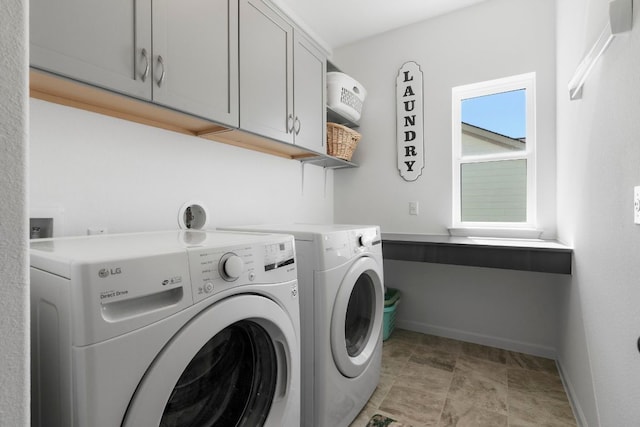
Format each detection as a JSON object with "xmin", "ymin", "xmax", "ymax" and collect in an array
[
  {"xmin": 264, "ymin": 240, "xmax": 295, "ymax": 272},
  {"xmin": 187, "ymin": 236, "xmax": 296, "ymax": 303}
]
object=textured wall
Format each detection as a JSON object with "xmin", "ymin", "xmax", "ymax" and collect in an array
[
  {"xmin": 556, "ymin": 0, "xmax": 640, "ymax": 425},
  {"xmin": 0, "ymin": 0, "xmax": 30, "ymax": 424}
]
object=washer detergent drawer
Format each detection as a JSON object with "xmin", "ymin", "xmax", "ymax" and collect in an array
[{"xmin": 70, "ymin": 252, "xmax": 193, "ymax": 346}]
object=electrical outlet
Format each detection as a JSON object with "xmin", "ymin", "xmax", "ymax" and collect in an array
[
  {"xmin": 87, "ymin": 228, "xmax": 108, "ymax": 235},
  {"xmin": 635, "ymin": 187, "xmax": 640, "ymax": 224},
  {"xmin": 409, "ymin": 201, "xmax": 419, "ymax": 216}
]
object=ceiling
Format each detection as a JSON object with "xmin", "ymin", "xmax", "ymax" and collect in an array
[{"xmin": 274, "ymin": 0, "xmax": 490, "ymax": 50}]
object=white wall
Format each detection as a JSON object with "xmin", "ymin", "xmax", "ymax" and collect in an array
[
  {"xmin": 556, "ymin": 0, "xmax": 640, "ymax": 425},
  {"xmin": 385, "ymin": 260, "xmax": 567, "ymax": 358},
  {"xmin": 332, "ymin": 0, "xmax": 557, "ymax": 238},
  {"xmin": 0, "ymin": 0, "xmax": 30, "ymax": 424},
  {"xmin": 332, "ymin": 0, "xmax": 562, "ymax": 357},
  {"xmin": 30, "ymin": 99, "xmax": 334, "ymax": 236}
]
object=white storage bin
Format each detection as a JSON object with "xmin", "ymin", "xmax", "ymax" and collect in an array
[{"xmin": 327, "ymin": 72, "xmax": 367, "ymax": 122}]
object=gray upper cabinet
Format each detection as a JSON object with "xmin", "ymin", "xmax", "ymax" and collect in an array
[
  {"xmin": 30, "ymin": 0, "xmax": 334, "ymax": 162},
  {"xmin": 30, "ymin": 0, "xmax": 239, "ymax": 127},
  {"xmin": 30, "ymin": 0, "xmax": 152, "ymax": 100},
  {"xmin": 239, "ymin": 0, "xmax": 325, "ymax": 153},
  {"xmin": 152, "ymin": 0, "xmax": 238, "ymax": 126},
  {"xmin": 292, "ymin": 33, "xmax": 326, "ymax": 154},
  {"xmin": 239, "ymin": 0, "xmax": 292, "ymax": 143}
]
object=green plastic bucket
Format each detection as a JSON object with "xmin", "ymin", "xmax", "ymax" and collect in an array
[{"xmin": 383, "ymin": 288, "xmax": 400, "ymax": 341}]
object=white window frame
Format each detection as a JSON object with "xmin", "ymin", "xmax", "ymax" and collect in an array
[{"xmin": 451, "ymin": 72, "xmax": 537, "ymax": 237}]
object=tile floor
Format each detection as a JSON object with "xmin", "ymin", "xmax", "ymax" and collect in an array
[{"xmin": 349, "ymin": 329, "xmax": 577, "ymax": 427}]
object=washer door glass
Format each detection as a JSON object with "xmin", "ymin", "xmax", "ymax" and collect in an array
[
  {"xmin": 161, "ymin": 320, "xmax": 277, "ymax": 427},
  {"xmin": 330, "ymin": 256, "xmax": 384, "ymax": 378},
  {"xmin": 122, "ymin": 294, "xmax": 299, "ymax": 427}
]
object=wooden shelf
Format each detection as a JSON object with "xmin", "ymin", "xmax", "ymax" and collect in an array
[
  {"xmin": 30, "ymin": 69, "xmax": 228, "ymax": 136},
  {"xmin": 30, "ymin": 69, "xmax": 356, "ymax": 166},
  {"xmin": 199, "ymin": 128, "xmax": 318, "ymax": 160}
]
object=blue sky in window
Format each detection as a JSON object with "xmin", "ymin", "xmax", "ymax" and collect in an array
[{"xmin": 461, "ymin": 89, "xmax": 526, "ymax": 139}]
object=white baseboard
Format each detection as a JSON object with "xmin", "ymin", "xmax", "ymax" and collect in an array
[
  {"xmin": 556, "ymin": 358, "xmax": 589, "ymax": 427},
  {"xmin": 395, "ymin": 319, "xmax": 557, "ymax": 359}
]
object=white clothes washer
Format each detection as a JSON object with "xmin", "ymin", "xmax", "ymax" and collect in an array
[
  {"xmin": 221, "ymin": 224, "xmax": 384, "ymax": 427},
  {"xmin": 30, "ymin": 230, "xmax": 300, "ymax": 427}
]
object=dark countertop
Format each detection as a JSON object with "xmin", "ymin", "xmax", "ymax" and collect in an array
[{"xmin": 381, "ymin": 233, "xmax": 573, "ymax": 275}]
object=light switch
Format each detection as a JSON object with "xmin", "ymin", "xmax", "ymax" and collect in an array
[
  {"xmin": 634, "ymin": 186, "xmax": 640, "ymax": 224},
  {"xmin": 409, "ymin": 201, "xmax": 419, "ymax": 216}
]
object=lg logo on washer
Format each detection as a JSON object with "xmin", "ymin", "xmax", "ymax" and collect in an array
[{"xmin": 98, "ymin": 267, "xmax": 122, "ymax": 278}]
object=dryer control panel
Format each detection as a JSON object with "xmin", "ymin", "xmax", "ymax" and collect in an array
[
  {"xmin": 317, "ymin": 226, "xmax": 382, "ymax": 270},
  {"xmin": 349, "ymin": 227, "xmax": 382, "ymax": 254}
]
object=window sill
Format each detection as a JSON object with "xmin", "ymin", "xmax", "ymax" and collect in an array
[
  {"xmin": 382, "ymin": 233, "xmax": 572, "ymax": 275},
  {"xmin": 448, "ymin": 227, "xmax": 543, "ymax": 239}
]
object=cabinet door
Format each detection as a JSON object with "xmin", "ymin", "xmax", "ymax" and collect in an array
[
  {"xmin": 293, "ymin": 33, "xmax": 326, "ymax": 153},
  {"xmin": 239, "ymin": 0, "xmax": 293, "ymax": 143},
  {"xmin": 153, "ymin": 0, "xmax": 239, "ymax": 126},
  {"xmin": 30, "ymin": 0, "xmax": 152, "ymax": 100}
]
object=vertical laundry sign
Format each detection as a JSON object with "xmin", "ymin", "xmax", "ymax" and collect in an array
[{"xmin": 396, "ymin": 61, "xmax": 424, "ymax": 181}]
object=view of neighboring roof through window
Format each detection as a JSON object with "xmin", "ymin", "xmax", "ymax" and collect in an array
[
  {"xmin": 462, "ymin": 89, "xmax": 526, "ymax": 142},
  {"xmin": 461, "ymin": 89, "xmax": 526, "ymax": 156}
]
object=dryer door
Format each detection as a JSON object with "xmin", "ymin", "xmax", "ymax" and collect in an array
[
  {"xmin": 122, "ymin": 294, "xmax": 299, "ymax": 427},
  {"xmin": 330, "ymin": 256, "xmax": 384, "ymax": 378}
]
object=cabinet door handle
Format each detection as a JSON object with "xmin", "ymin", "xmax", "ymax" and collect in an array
[
  {"xmin": 156, "ymin": 55, "xmax": 166, "ymax": 87},
  {"xmin": 140, "ymin": 48, "xmax": 150, "ymax": 82},
  {"xmin": 294, "ymin": 117, "xmax": 301, "ymax": 135},
  {"xmin": 287, "ymin": 114, "xmax": 294, "ymax": 133}
]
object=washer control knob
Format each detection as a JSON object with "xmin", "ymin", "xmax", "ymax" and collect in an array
[
  {"xmin": 219, "ymin": 253, "xmax": 244, "ymax": 281},
  {"xmin": 204, "ymin": 282, "xmax": 214, "ymax": 293}
]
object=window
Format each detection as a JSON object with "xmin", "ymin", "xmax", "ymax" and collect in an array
[{"xmin": 452, "ymin": 73, "xmax": 536, "ymax": 234}]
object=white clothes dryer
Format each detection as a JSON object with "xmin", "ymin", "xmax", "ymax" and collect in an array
[
  {"xmin": 30, "ymin": 230, "xmax": 300, "ymax": 427},
  {"xmin": 221, "ymin": 224, "xmax": 384, "ymax": 427}
]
